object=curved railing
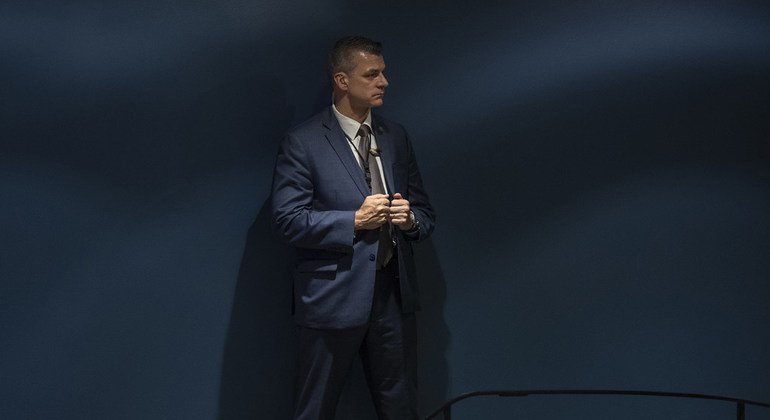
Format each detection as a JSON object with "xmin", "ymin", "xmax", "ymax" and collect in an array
[{"xmin": 425, "ymin": 389, "xmax": 770, "ymax": 420}]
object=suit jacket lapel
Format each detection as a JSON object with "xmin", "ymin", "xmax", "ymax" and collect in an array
[
  {"xmin": 322, "ymin": 107, "xmax": 370, "ymax": 198},
  {"xmin": 373, "ymin": 116, "xmax": 396, "ymax": 194}
]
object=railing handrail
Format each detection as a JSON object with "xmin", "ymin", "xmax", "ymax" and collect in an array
[{"xmin": 425, "ymin": 389, "xmax": 770, "ymax": 420}]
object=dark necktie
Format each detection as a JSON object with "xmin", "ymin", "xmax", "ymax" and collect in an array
[{"xmin": 357, "ymin": 124, "xmax": 393, "ymax": 268}]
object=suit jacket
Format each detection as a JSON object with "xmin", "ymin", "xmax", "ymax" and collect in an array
[{"xmin": 271, "ymin": 106, "xmax": 435, "ymax": 329}]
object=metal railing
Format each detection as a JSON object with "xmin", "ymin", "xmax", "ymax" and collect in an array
[{"xmin": 425, "ymin": 389, "xmax": 770, "ymax": 420}]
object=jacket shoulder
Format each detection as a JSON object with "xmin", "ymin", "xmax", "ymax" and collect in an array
[{"xmin": 287, "ymin": 108, "xmax": 334, "ymax": 137}]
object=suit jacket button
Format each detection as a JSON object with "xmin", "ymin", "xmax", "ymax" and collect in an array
[{"xmin": 369, "ymin": 254, "xmax": 376, "ymax": 261}]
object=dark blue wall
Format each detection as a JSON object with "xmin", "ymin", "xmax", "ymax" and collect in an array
[{"xmin": 2, "ymin": 1, "xmax": 770, "ymax": 419}]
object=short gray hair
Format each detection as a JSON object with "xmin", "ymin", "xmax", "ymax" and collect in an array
[{"xmin": 327, "ymin": 36, "xmax": 383, "ymax": 77}]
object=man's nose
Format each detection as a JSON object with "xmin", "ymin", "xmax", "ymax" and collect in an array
[{"xmin": 377, "ymin": 74, "xmax": 389, "ymax": 88}]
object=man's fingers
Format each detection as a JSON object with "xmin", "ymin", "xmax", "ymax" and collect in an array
[
  {"xmin": 367, "ymin": 195, "xmax": 391, "ymax": 206},
  {"xmin": 390, "ymin": 193, "xmax": 409, "ymax": 208},
  {"xmin": 361, "ymin": 194, "xmax": 408, "ymax": 227}
]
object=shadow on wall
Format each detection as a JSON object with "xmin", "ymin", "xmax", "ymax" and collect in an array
[
  {"xmin": 217, "ymin": 200, "xmax": 450, "ymax": 419},
  {"xmin": 218, "ymin": 200, "xmax": 296, "ymax": 419},
  {"xmin": 414, "ymin": 240, "xmax": 451, "ymax": 417}
]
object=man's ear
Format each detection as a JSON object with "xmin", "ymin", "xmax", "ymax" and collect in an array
[{"xmin": 333, "ymin": 72, "xmax": 348, "ymax": 91}]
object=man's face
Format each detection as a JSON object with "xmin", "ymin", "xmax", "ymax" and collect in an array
[{"xmin": 342, "ymin": 51, "xmax": 388, "ymax": 110}]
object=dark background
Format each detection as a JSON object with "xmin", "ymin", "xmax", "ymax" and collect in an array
[{"xmin": 2, "ymin": 1, "xmax": 770, "ymax": 419}]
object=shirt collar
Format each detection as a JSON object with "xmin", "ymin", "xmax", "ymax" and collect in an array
[{"xmin": 332, "ymin": 104, "xmax": 372, "ymax": 140}]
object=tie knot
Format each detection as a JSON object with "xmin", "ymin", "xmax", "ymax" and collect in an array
[{"xmin": 358, "ymin": 124, "xmax": 371, "ymax": 138}]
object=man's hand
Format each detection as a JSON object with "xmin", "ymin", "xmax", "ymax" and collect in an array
[
  {"xmin": 389, "ymin": 193, "xmax": 414, "ymax": 230},
  {"xmin": 355, "ymin": 194, "xmax": 391, "ymax": 230}
]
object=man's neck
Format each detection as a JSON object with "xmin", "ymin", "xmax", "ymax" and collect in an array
[{"xmin": 334, "ymin": 100, "xmax": 370, "ymax": 124}]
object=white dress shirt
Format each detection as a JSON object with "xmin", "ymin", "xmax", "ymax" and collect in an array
[{"xmin": 332, "ymin": 104, "xmax": 389, "ymax": 194}]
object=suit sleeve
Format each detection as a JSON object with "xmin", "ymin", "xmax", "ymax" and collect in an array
[
  {"xmin": 270, "ymin": 132, "xmax": 355, "ymax": 251},
  {"xmin": 403, "ymin": 130, "xmax": 436, "ymax": 242}
]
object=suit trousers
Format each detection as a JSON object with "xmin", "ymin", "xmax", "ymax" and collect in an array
[{"xmin": 292, "ymin": 257, "xmax": 418, "ymax": 420}]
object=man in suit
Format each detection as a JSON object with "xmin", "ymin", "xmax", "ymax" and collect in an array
[{"xmin": 270, "ymin": 36, "xmax": 436, "ymax": 419}]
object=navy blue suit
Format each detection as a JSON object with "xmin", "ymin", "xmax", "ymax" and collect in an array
[{"xmin": 271, "ymin": 106, "xmax": 435, "ymax": 419}]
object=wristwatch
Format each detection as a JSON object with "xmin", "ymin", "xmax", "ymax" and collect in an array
[{"xmin": 407, "ymin": 211, "xmax": 419, "ymax": 233}]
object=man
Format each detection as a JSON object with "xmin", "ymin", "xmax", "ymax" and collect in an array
[{"xmin": 270, "ymin": 36, "xmax": 435, "ymax": 419}]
